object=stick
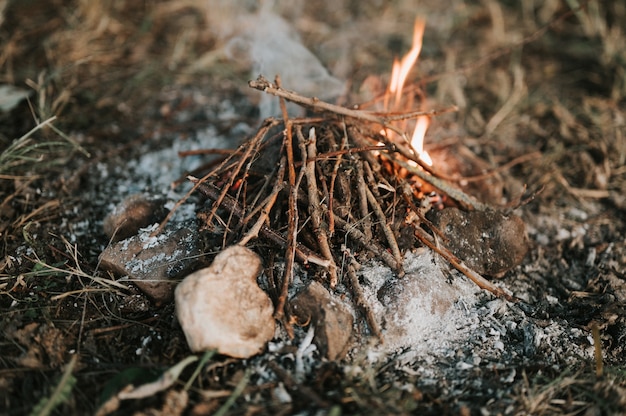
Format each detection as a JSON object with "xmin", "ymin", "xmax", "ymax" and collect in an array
[
  {"xmin": 412, "ymin": 225, "xmax": 515, "ymax": 301},
  {"xmin": 189, "ymin": 177, "xmax": 331, "ymax": 268},
  {"xmin": 199, "ymin": 118, "xmax": 278, "ymax": 231},
  {"xmin": 347, "ymin": 262, "xmax": 384, "ymax": 343},
  {"xmin": 356, "ymin": 162, "xmax": 373, "ymax": 241},
  {"xmin": 249, "ymin": 76, "xmax": 407, "ymax": 139},
  {"xmin": 238, "ymin": 157, "xmax": 286, "ymax": 245},
  {"xmin": 275, "ymin": 75, "xmax": 299, "ymax": 321},
  {"xmin": 364, "ymin": 184, "xmax": 403, "ymax": 271},
  {"xmin": 388, "ymin": 155, "xmax": 490, "ymax": 211},
  {"xmin": 297, "ymin": 126, "xmax": 339, "ymax": 287},
  {"xmin": 334, "ymin": 214, "xmax": 403, "ymax": 275}
]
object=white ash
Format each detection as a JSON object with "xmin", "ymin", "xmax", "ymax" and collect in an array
[
  {"xmin": 361, "ymin": 248, "xmax": 483, "ymax": 356},
  {"xmin": 123, "ymin": 125, "xmax": 230, "ymax": 195}
]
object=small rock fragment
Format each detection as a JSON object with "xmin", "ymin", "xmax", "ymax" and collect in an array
[
  {"xmin": 175, "ymin": 246, "xmax": 275, "ymax": 358},
  {"xmin": 103, "ymin": 194, "xmax": 168, "ymax": 242},
  {"xmin": 289, "ymin": 281, "xmax": 353, "ymax": 360},
  {"xmin": 99, "ymin": 221, "xmax": 200, "ymax": 304},
  {"xmin": 432, "ymin": 207, "xmax": 529, "ymax": 277}
]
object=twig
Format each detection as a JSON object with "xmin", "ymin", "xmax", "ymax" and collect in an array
[
  {"xmin": 412, "ymin": 225, "xmax": 515, "ymax": 301},
  {"xmin": 250, "ymin": 76, "xmax": 456, "ymax": 130},
  {"xmin": 334, "ymin": 214, "xmax": 403, "ymax": 275},
  {"xmin": 356, "ymin": 162, "xmax": 373, "ymax": 241},
  {"xmin": 238, "ymin": 157, "xmax": 286, "ymax": 246},
  {"xmin": 276, "ymin": 75, "xmax": 299, "ymax": 322},
  {"xmin": 364, "ymin": 184, "xmax": 403, "ymax": 271},
  {"xmin": 309, "ymin": 144, "xmax": 390, "ymax": 162},
  {"xmin": 204, "ymin": 119, "xmax": 275, "ymax": 232},
  {"xmin": 178, "ymin": 148, "xmax": 237, "ymax": 157},
  {"xmin": 347, "ymin": 261, "xmax": 384, "ymax": 343},
  {"xmin": 189, "ymin": 178, "xmax": 330, "ymax": 268},
  {"xmin": 155, "ymin": 119, "xmax": 279, "ymax": 236},
  {"xmin": 249, "ymin": 76, "xmax": 406, "ymax": 139},
  {"xmin": 297, "ymin": 126, "xmax": 339, "ymax": 287},
  {"xmin": 388, "ymin": 155, "xmax": 489, "ymax": 210}
]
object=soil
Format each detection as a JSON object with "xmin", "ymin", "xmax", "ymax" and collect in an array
[{"xmin": 1, "ymin": 1, "xmax": 625, "ymax": 415}]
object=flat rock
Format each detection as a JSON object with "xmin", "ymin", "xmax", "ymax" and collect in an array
[
  {"xmin": 289, "ymin": 281, "xmax": 353, "ymax": 360},
  {"xmin": 99, "ymin": 221, "xmax": 200, "ymax": 304},
  {"xmin": 103, "ymin": 194, "xmax": 168, "ymax": 242},
  {"xmin": 432, "ymin": 207, "xmax": 529, "ymax": 277},
  {"xmin": 175, "ymin": 246, "xmax": 275, "ymax": 358}
]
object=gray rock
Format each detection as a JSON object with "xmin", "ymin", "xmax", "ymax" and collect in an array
[
  {"xmin": 103, "ymin": 194, "xmax": 168, "ymax": 242},
  {"xmin": 99, "ymin": 221, "xmax": 200, "ymax": 304},
  {"xmin": 432, "ymin": 207, "xmax": 529, "ymax": 277},
  {"xmin": 289, "ymin": 281, "xmax": 353, "ymax": 360}
]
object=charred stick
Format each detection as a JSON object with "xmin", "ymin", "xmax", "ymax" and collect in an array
[
  {"xmin": 297, "ymin": 126, "xmax": 339, "ymax": 287},
  {"xmin": 189, "ymin": 177, "xmax": 330, "ymax": 268},
  {"xmin": 347, "ymin": 261, "xmax": 384, "ymax": 343}
]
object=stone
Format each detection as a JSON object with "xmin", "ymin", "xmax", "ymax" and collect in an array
[
  {"xmin": 175, "ymin": 246, "xmax": 275, "ymax": 358},
  {"xmin": 99, "ymin": 221, "xmax": 200, "ymax": 304},
  {"xmin": 103, "ymin": 194, "xmax": 168, "ymax": 242},
  {"xmin": 432, "ymin": 207, "xmax": 529, "ymax": 277},
  {"xmin": 289, "ymin": 281, "xmax": 353, "ymax": 360},
  {"xmin": 363, "ymin": 249, "xmax": 481, "ymax": 353}
]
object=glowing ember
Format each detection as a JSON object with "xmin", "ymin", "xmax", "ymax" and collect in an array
[{"xmin": 385, "ymin": 18, "xmax": 432, "ymax": 166}]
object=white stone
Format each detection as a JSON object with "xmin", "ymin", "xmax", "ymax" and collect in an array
[{"xmin": 175, "ymin": 246, "xmax": 275, "ymax": 358}]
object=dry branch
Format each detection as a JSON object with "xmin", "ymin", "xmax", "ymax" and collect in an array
[
  {"xmin": 249, "ymin": 75, "xmax": 455, "ymax": 138},
  {"xmin": 297, "ymin": 126, "xmax": 338, "ymax": 287}
]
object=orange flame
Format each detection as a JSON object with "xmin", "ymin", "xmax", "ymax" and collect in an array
[
  {"xmin": 388, "ymin": 19, "xmax": 425, "ymax": 108},
  {"xmin": 385, "ymin": 18, "xmax": 432, "ymax": 166}
]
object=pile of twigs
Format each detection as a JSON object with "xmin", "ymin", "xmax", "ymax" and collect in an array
[{"xmin": 174, "ymin": 75, "xmax": 512, "ymax": 330}]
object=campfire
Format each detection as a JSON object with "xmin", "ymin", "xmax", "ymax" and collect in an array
[{"xmin": 172, "ymin": 18, "xmax": 527, "ymax": 335}]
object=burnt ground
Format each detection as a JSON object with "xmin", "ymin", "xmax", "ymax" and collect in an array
[{"xmin": 1, "ymin": 1, "xmax": 625, "ymax": 415}]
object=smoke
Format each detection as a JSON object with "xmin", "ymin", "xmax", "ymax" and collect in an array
[{"xmin": 206, "ymin": 1, "xmax": 345, "ymax": 119}]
